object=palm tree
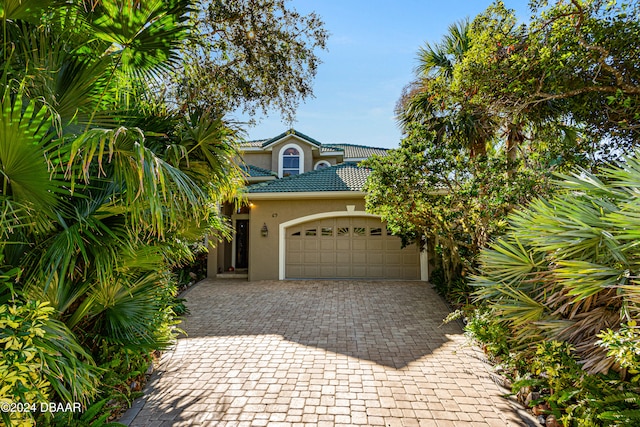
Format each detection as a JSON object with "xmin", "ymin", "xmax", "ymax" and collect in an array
[
  {"xmin": 416, "ymin": 19, "xmax": 471, "ymax": 80},
  {"xmin": 400, "ymin": 19, "xmax": 496, "ymax": 158},
  {"xmin": 472, "ymin": 152, "xmax": 640, "ymax": 374},
  {"xmin": 0, "ymin": 0, "xmax": 243, "ymax": 411}
]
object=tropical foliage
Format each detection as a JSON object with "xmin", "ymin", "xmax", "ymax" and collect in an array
[
  {"xmin": 469, "ymin": 153, "xmax": 640, "ymax": 425},
  {"xmin": 365, "ymin": 0, "xmax": 640, "ymax": 295},
  {"xmin": 473, "ymin": 152, "xmax": 640, "ymax": 371},
  {"xmin": 0, "ymin": 0, "xmax": 326, "ymax": 424},
  {"xmin": 366, "ymin": 1, "xmax": 640, "ymax": 424},
  {"xmin": 170, "ymin": 0, "xmax": 328, "ymax": 121}
]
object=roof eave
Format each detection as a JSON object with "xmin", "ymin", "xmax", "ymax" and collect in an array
[
  {"xmin": 246, "ymin": 176, "xmax": 277, "ymax": 183},
  {"xmin": 261, "ymin": 130, "xmax": 322, "ymax": 149},
  {"xmin": 247, "ymin": 191, "xmax": 366, "ymax": 200}
]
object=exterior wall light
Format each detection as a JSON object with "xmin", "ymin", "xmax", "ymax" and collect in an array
[{"xmin": 261, "ymin": 223, "xmax": 268, "ymax": 237}]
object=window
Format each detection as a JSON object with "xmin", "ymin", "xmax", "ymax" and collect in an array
[
  {"xmin": 281, "ymin": 146, "xmax": 301, "ymax": 176},
  {"xmin": 305, "ymin": 228, "xmax": 317, "ymax": 236},
  {"xmin": 370, "ymin": 227, "xmax": 382, "ymax": 236},
  {"xmin": 353, "ymin": 227, "xmax": 366, "ymax": 236},
  {"xmin": 337, "ymin": 227, "xmax": 349, "ymax": 236},
  {"xmin": 314, "ymin": 161, "xmax": 331, "ymax": 170},
  {"xmin": 321, "ymin": 227, "xmax": 333, "ymax": 236}
]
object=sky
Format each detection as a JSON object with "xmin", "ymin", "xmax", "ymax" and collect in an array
[{"xmin": 238, "ymin": 0, "xmax": 533, "ymax": 148}]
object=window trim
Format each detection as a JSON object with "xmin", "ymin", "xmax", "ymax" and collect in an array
[
  {"xmin": 314, "ymin": 160, "xmax": 331, "ymax": 170},
  {"xmin": 278, "ymin": 143, "xmax": 304, "ymax": 178}
]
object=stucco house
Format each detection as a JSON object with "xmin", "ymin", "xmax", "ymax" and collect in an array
[{"xmin": 207, "ymin": 129, "xmax": 429, "ymax": 281}]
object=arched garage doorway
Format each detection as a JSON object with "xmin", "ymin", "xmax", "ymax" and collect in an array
[{"xmin": 279, "ymin": 211, "xmax": 424, "ymax": 280}]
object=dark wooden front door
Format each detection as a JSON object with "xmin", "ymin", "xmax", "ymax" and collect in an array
[{"xmin": 235, "ymin": 220, "xmax": 249, "ymax": 269}]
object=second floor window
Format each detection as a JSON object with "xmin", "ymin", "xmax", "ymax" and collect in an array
[{"xmin": 282, "ymin": 147, "xmax": 300, "ymax": 176}]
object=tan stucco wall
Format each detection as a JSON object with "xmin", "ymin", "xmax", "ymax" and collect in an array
[
  {"xmin": 247, "ymin": 197, "xmax": 367, "ymax": 281},
  {"xmin": 269, "ymin": 137, "xmax": 313, "ymax": 176},
  {"xmin": 242, "ymin": 152, "xmax": 272, "ymax": 171},
  {"xmin": 242, "ymin": 136, "xmax": 345, "ymax": 176},
  {"xmin": 311, "ymin": 156, "xmax": 338, "ymax": 168}
]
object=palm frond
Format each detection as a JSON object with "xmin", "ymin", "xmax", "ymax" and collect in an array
[
  {"xmin": 553, "ymin": 260, "xmax": 627, "ymax": 300},
  {"xmin": 0, "ymin": 0, "xmax": 53, "ymax": 22},
  {"xmin": 0, "ymin": 85, "xmax": 64, "ymax": 212},
  {"xmin": 68, "ymin": 270, "xmax": 175, "ymax": 349},
  {"xmin": 86, "ymin": 0, "xmax": 193, "ymax": 81},
  {"xmin": 34, "ymin": 318, "xmax": 99, "ymax": 405},
  {"xmin": 63, "ymin": 126, "xmax": 206, "ymax": 236},
  {"xmin": 474, "ymin": 236, "xmax": 545, "ymax": 287}
]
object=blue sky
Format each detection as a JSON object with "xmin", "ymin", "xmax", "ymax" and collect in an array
[{"xmin": 239, "ymin": 0, "xmax": 532, "ymax": 148}]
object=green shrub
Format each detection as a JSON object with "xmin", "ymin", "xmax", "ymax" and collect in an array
[
  {"xmin": 464, "ymin": 309, "xmax": 510, "ymax": 360},
  {"xmin": 519, "ymin": 341, "xmax": 640, "ymax": 427},
  {"xmin": 597, "ymin": 322, "xmax": 640, "ymax": 382},
  {"xmin": 0, "ymin": 300, "xmax": 99, "ymax": 427},
  {"xmin": 0, "ymin": 301, "xmax": 53, "ymax": 427}
]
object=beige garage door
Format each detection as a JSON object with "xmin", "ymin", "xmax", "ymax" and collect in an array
[{"xmin": 285, "ymin": 217, "xmax": 420, "ymax": 280}]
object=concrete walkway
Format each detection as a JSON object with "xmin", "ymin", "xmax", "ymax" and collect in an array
[{"xmin": 123, "ymin": 280, "xmax": 528, "ymax": 426}]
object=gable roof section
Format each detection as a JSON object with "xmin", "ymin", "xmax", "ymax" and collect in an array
[
  {"xmin": 261, "ymin": 129, "xmax": 322, "ymax": 148},
  {"xmin": 247, "ymin": 163, "xmax": 370, "ymax": 193},
  {"xmin": 239, "ymin": 129, "xmax": 389, "ymax": 161}
]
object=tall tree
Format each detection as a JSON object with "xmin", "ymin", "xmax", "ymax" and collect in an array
[
  {"xmin": 0, "ymin": 0, "xmax": 326, "ymax": 420},
  {"xmin": 400, "ymin": 19, "xmax": 496, "ymax": 159},
  {"xmin": 460, "ymin": 0, "xmax": 640, "ymax": 161},
  {"xmin": 171, "ymin": 0, "xmax": 328, "ymax": 122}
]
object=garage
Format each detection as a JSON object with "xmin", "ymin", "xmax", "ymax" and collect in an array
[{"xmin": 285, "ymin": 216, "xmax": 421, "ymax": 280}]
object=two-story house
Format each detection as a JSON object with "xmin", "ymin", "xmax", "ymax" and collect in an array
[{"xmin": 207, "ymin": 129, "xmax": 429, "ymax": 281}]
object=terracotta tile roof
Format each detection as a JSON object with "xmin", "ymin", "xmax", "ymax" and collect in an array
[{"xmin": 247, "ymin": 163, "xmax": 370, "ymax": 193}]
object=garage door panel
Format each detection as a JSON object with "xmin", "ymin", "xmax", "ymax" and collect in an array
[
  {"xmin": 384, "ymin": 239, "xmax": 403, "ymax": 250},
  {"xmin": 366, "ymin": 240, "xmax": 383, "ymax": 250},
  {"xmin": 336, "ymin": 240, "xmax": 351, "ymax": 250},
  {"xmin": 320, "ymin": 252, "xmax": 335, "ymax": 264},
  {"xmin": 304, "ymin": 252, "xmax": 319, "ymax": 263},
  {"xmin": 335, "ymin": 265, "xmax": 351, "ymax": 277},
  {"xmin": 403, "ymin": 253, "xmax": 418, "ymax": 264},
  {"xmin": 287, "ymin": 265, "xmax": 302, "ymax": 277},
  {"xmin": 335, "ymin": 251, "xmax": 351, "ymax": 262},
  {"xmin": 352, "ymin": 265, "xmax": 367, "ymax": 277},
  {"xmin": 385, "ymin": 266, "xmax": 402, "ymax": 277},
  {"xmin": 320, "ymin": 240, "xmax": 334, "ymax": 251},
  {"xmin": 319, "ymin": 265, "xmax": 336, "ymax": 277},
  {"xmin": 352, "ymin": 252, "xmax": 366, "ymax": 264},
  {"xmin": 403, "ymin": 267, "xmax": 419, "ymax": 280},
  {"xmin": 288, "ymin": 252, "xmax": 302, "ymax": 263},
  {"xmin": 288, "ymin": 240, "xmax": 302, "ymax": 252},
  {"xmin": 286, "ymin": 216, "xmax": 420, "ymax": 280},
  {"xmin": 385, "ymin": 253, "xmax": 402, "ymax": 265},
  {"xmin": 352, "ymin": 240, "xmax": 366, "ymax": 250},
  {"xmin": 367, "ymin": 265, "xmax": 384, "ymax": 277},
  {"xmin": 303, "ymin": 240, "xmax": 318, "ymax": 251},
  {"xmin": 303, "ymin": 265, "xmax": 318, "ymax": 276},
  {"xmin": 367, "ymin": 253, "xmax": 384, "ymax": 264}
]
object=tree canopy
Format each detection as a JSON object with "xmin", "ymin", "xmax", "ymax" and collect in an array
[
  {"xmin": 170, "ymin": 0, "xmax": 328, "ymax": 122},
  {"xmin": 365, "ymin": 0, "xmax": 640, "ymax": 290},
  {"xmin": 0, "ymin": 0, "xmax": 327, "ymax": 423}
]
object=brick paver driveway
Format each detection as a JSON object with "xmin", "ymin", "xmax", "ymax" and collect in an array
[{"xmin": 124, "ymin": 280, "xmax": 527, "ymax": 426}]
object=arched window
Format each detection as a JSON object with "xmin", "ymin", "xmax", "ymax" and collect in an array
[
  {"xmin": 280, "ymin": 144, "xmax": 303, "ymax": 177},
  {"xmin": 314, "ymin": 161, "xmax": 331, "ymax": 170}
]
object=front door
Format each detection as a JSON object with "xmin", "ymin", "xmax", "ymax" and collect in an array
[{"xmin": 235, "ymin": 220, "xmax": 249, "ymax": 269}]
